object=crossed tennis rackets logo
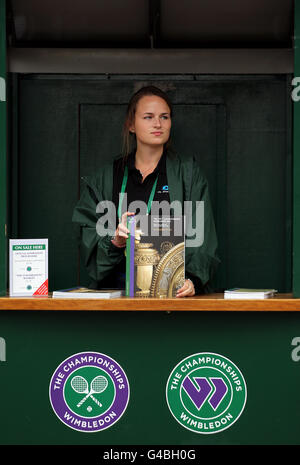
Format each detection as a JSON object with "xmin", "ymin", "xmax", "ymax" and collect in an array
[{"xmin": 71, "ymin": 375, "xmax": 108, "ymax": 408}]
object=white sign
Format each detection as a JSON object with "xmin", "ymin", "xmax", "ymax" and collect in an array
[{"xmin": 9, "ymin": 239, "xmax": 48, "ymax": 296}]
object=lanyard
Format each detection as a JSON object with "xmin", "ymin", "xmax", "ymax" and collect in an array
[{"xmin": 118, "ymin": 165, "xmax": 158, "ymax": 219}]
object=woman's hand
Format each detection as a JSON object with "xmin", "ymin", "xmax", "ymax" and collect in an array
[
  {"xmin": 111, "ymin": 212, "xmax": 135, "ymax": 248},
  {"xmin": 176, "ymin": 279, "xmax": 195, "ymax": 298}
]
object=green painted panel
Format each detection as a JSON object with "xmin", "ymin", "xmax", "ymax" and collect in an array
[
  {"xmin": 0, "ymin": 311, "xmax": 299, "ymax": 445},
  {"xmin": 294, "ymin": 1, "xmax": 300, "ymax": 296},
  {"xmin": 17, "ymin": 79, "xmax": 79, "ymax": 291},
  {"xmin": 80, "ymin": 104, "xmax": 127, "ymax": 174},
  {"xmin": 0, "ymin": 0, "xmax": 6, "ymax": 296}
]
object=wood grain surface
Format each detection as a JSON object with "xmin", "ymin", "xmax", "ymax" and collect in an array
[{"xmin": 0, "ymin": 293, "xmax": 299, "ymax": 311}]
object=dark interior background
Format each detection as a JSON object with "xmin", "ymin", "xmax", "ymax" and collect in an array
[
  {"xmin": 7, "ymin": 0, "xmax": 294, "ymax": 49},
  {"xmin": 6, "ymin": 0, "xmax": 293, "ymax": 293}
]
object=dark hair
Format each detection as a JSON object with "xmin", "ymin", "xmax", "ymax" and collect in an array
[{"xmin": 122, "ymin": 85, "xmax": 173, "ymax": 159}]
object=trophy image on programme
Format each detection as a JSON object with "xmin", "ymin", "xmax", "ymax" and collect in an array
[{"xmin": 126, "ymin": 216, "xmax": 185, "ymax": 298}]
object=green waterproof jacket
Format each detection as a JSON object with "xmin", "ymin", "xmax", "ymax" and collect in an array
[{"xmin": 72, "ymin": 152, "xmax": 220, "ymax": 291}]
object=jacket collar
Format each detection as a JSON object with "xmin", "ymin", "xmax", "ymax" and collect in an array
[{"xmin": 127, "ymin": 149, "xmax": 167, "ymax": 175}]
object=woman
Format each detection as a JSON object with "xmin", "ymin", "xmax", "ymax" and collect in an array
[{"xmin": 72, "ymin": 85, "xmax": 219, "ymax": 296}]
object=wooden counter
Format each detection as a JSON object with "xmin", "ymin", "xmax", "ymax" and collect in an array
[{"xmin": 0, "ymin": 293, "xmax": 299, "ymax": 311}]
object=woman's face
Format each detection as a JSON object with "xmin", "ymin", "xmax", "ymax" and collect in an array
[{"xmin": 130, "ymin": 95, "xmax": 171, "ymax": 149}]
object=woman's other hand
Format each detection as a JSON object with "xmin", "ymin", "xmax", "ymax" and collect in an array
[{"xmin": 176, "ymin": 279, "xmax": 195, "ymax": 298}]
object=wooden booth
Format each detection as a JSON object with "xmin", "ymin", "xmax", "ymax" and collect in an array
[{"xmin": 0, "ymin": 0, "xmax": 299, "ymax": 448}]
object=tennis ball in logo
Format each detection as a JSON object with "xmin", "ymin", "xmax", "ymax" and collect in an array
[
  {"xmin": 166, "ymin": 352, "xmax": 247, "ymax": 434},
  {"xmin": 49, "ymin": 352, "xmax": 130, "ymax": 433}
]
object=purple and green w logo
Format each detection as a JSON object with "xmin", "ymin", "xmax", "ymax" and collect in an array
[
  {"xmin": 182, "ymin": 376, "xmax": 228, "ymax": 410},
  {"xmin": 166, "ymin": 352, "xmax": 247, "ymax": 434}
]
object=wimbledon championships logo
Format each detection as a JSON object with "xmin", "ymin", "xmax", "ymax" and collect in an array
[
  {"xmin": 49, "ymin": 351, "xmax": 130, "ymax": 432},
  {"xmin": 166, "ymin": 352, "xmax": 247, "ymax": 434}
]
